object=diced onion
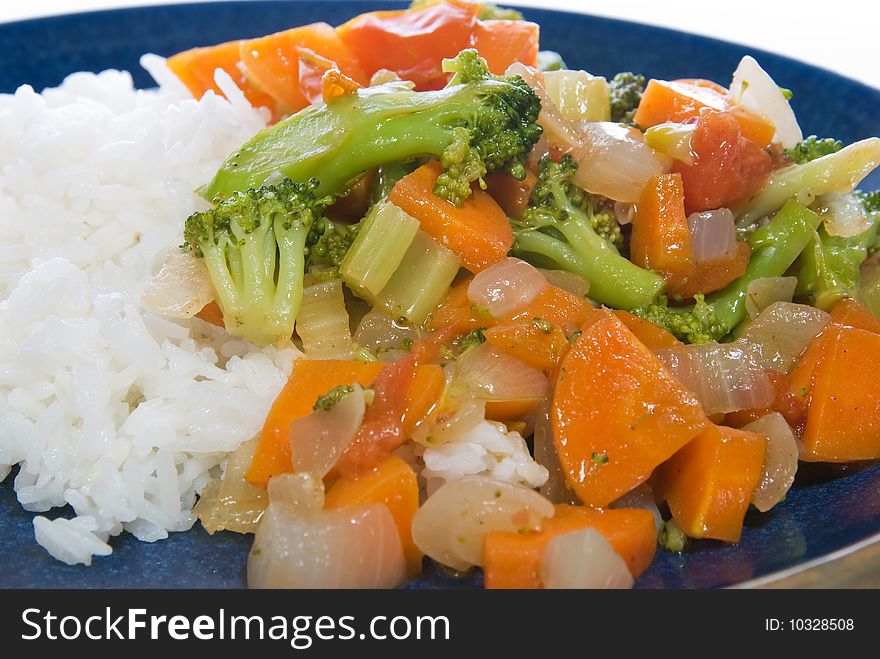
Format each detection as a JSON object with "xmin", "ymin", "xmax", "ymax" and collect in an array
[
  {"xmin": 687, "ymin": 208, "xmax": 738, "ymax": 264},
  {"xmin": 447, "ymin": 343, "xmax": 551, "ymax": 406},
  {"xmin": 411, "ymin": 475, "xmax": 555, "ymax": 571},
  {"xmin": 354, "ymin": 309, "xmax": 423, "ymax": 354},
  {"xmin": 468, "ymin": 257, "xmax": 548, "ymax": 318},
  {"xmin": 540, "ymin": 528, "xmax": 634, "ymax": 589},
  {"xmin": 742, "ymin": 412, "xmax": 799, "ymax": 512},
  {"xmin": 728, "ymin": 55, "xmax": 802, "ymax": 148},
  {"xmin": 538, "ymin": 269, "xmax": 590, "ymax": 298},
  {"xmin": 741, "ymin": 302, "xmax": 830, "ymax": 373},
  {"xmin": 644, "ymin": 122, "xmax": 696, "ymax": 166},
  {"xmin": 817, "ymin": 192, "xmax": 870, "ymax": 238},
  {"xmin": 613, "ymin": 201, "xmax": 636, "ymax": 226},
  {"xmin": 412, "ymin": 397, "xmax": 486, "ymax": 448},
  {"xmin": 141, "ymin": 248, "xmax": 214, "ymax": 318},
  {"xmin": 573, "ymin": 122, "xmax": 672, "ymax": 203},
  {"xmin": 290, "ymin": 384, "xmax": 365, "ymax": 477},
  {"xmin": 533, "ymin": 403, "xmax": 578, "ymax": 504},
  {"xmin": 267, "ymin": 472, "xmax": 325, "ymax": 514},
  {"xmin": 295, "ymin": 278, "xmax": 353, "ymax": 359},
  {"xmin": 248, "ymin": 474, "xmax": 406, "ymax": 589},
  {"xmin": 655, "ymin": 342, "xmax": 773, "ymax": 415},
  {"xmin": 195, "ymin": 437, "xmax": 267, "ymax": 534},
  {"xmin": 745, "ymin": 277, "xmax": 798, "ymax": 319},
  {"xmin": 542, "ymin": 69, "xmax": 611, "ymax": 122},
  {"xmin": 610, "ymin": 484, "xmax": 663, "ymax": 535}
]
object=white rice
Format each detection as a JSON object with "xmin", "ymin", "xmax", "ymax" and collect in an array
[{"xmin": 0, "ymin": 57, "xmax": 300, "ymax": 565}]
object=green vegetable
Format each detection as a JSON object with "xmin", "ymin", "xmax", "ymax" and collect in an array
[
  {"xmin": 510, "ymin": 155, "xmax": 665, "ymax": 310},
  {"xmin": 183, "ymin": 178, "xmax": 333, "ymax": 347},
  {"xmin": 532, "ymin": 317, "xmax": 553, "ymax": 333},
  {"xmin": 608, "ymin": 72, "xmax": 646, "ymax": 126},
  {"xmin": 477, "ymin": 2, "xmax": 523, "ymax": 20},
  {"xmin": 205, "ymin": 49, "xmax": 542, "ymax": 208},
  {"xmin": 537, "ymin": 50, "xmax": 567, "ymax": 72},
  {"xmin": 784, "ymin": 135, "xmax": 844, "ymax": 165},
  {"xmin": 460, "ymin": 328, "xmax": 487, "ymax": 351},
  {"xmin": 313, "ymin": 384, "xmax": 355, "ymax": 412},
  {"xmin": 306, "ymin": 218, "xmax": 358, "ymax": 269},
  {"xmin": 659, "ymin": 520, "xmax": 688, "ymax": 553},
  {"xmin": 636, "ymin": 200, "xmax": 822, "ymax": 342}
]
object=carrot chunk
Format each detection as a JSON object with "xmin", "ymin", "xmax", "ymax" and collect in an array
[
  {"xmin": 829, "ymin": 298, "xmax": 880, "ymax": 335},
  {"xmin": 470, "ymin": 19, "xmax": 539, "ymax": 74}
]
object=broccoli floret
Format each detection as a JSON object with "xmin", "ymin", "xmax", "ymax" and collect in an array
[
  {"xmin": 857, "ymin": 189, "xmax": 880, "ymax": 215},
  {"xmin": 313, "ymin": 384, "xmax": 355, "ymax": 412},
  {"xmin": 511, "ymin": 155, "xmax": 665, "ymax": 309},
  {"xmin": 537, "ymin": 50, "xmax": 567, "ymax": 72},
  {"xmin": 659, "ymin": 520, "xmax": 688, "ymax": 553},
  {"xmin": 636, "ymin": 294, "xmax": 722, "ymax": 344},
  {"xmin": 206, "ymin": 49, "xmax": 542, "ymax": 208},
  {"xmin": 183, "ymin": 178, "xmax": 333, "ymax": 347},
  {"xmin": 307, "ymin": 218, "xmax": 359, "ymax": 269},
  {"xmin": 609, "ymin": 72, "xmax": 646, "ymax": 126},
  {"xmin": 784, "ymin": 135, "xmax": 844, "ymax": 165},
  {"xmin": 477, "ymin": 2, "xmax": 523, "ymax": 20}
]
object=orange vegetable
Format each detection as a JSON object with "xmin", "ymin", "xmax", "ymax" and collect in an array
[
  {"xmin": 336, "ymin": 0, "xmax": 480, "ymax": 90},
  {"xmin": 239, "ymin": 23, "xmax": 367, "ymax": 115},
  {"xmin": 794, "ymin": 324, "xmax": 880, "ymax": 461},
  {"xmin": 483, "ymin": 504, "xmax": 657, "ymax": 588},
  {"xmin": 674, "ymin": 241, "xmax": 751, "ymax": 298},
  {"xmin": 388, "ymin": 161, "xmax": 513, "ymax": 273},
  {"xmin": 504, "ymin": 283, "xmax": 595, "ymax": 335},
  {"xmin": 656, "ymin": 424, "xmax": 766, "ymax": 543},
  {"xmin": 166, "ymin": 39, "xmax": 277, "ymax": 115},
  {"xmin": 613, "ymin": 310, "xmax": 681, "ymax": 349},
  {"xmin": 246, "ymin": 360, "xmax": 384, "ymax": 487},
  {"xmin": 484, "ymin": 318, "xmax": 570, "ymax": 373},
  {"xmin": 484, "ymin": 169, "xmax": 537, "ymax": 219},
  {"xmin": 633, "ymin": 78, "xmax": 776, "ymax": 148},
  {"xmin": 829, "ymin": 298, "xmax": 880, "ymax": 334},
  {"xmin": 551, "ymin": 310, "xmax": 709, "ymax": 507},
  {"xmin": 324, "ymin": 455, "xmax": 422, "ymax": 575},
  {"xmin": 195, "ymin": 301, "xmax": 224, "ymax": 328},
  {"xmin": 470, "ymin": 19, "xmax": 539, "ymax": 74}
]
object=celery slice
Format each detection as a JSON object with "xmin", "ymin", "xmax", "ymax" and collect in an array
[
  {"xmin": 295, "ymin": 278, "xmax": 353, "ymax": 359},
  {"xmin": 861, "ymin": 267, "xmax": 880, "ymax": 320},
  {"xmin": 376, "ymin": 230, "xmax": 460, "ymax": 324},
  {"xmin": 644, "ymin": 122, "xmax": 696, "ymax": 165},
  {"xmin": 543, "ymin": 70, "xmax": 610, "ymax": 122},
  {"xmin": 340, "ymin": 201, "xmax": 420, "ymax": 299}
]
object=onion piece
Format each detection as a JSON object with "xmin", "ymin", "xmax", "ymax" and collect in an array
[
  {"xmin": 728, "ymin": 55, "xmax": 802, "ymax": 148},
  {"xmin": 195, "ymin": 437, "xmax": 267, "ymax": 534},
  {"xmin": 411, "ymin": 475, "xmax": 555, "ymax": 571},
  {"xmin": 354, "ymin": 309, "xmax": 423, "ymax": 354},
  {"xmin": 468, "ymin": 257, "xmax": 548, "ymax": 318},
  {"xmin": 413, "ymin": 397, "xmax": 487, "ymax": 448},
  {"xmin": 655, "ymin": 342, "xmax": 773, "ymax": 416},
  {"xmin": 538, "ymin": 269, "xmax": 590, "ymax": 298},
  {"xmin": 745, "ymin": 276, "xmax": 798, "ymax": 319},
  {"xmin": 141, "ymin": 248, "xmax": 214, "ymax": 318},
  {"xmin": 542, "ymin": 69, "xmax": 610, "ymax": 122},
  {"xmin": 610, "ymin": 484, "xmax": 662, "ymax": 535},
  {"xmin": 741, "ymin": 302, "xmax": 830, "ymax": 372},
  {"xmin": 573, "ymin": 121, "xmax": 672, "ymax": 203},
  {"xmin": 290, "ymin": 383, "xmax": 365, "ymax": 477},
  {"xmin": 248, "ymin": 474, "xmax": 406, "ymax": 589},
  {"xmin": 533, "ymin": 403, "xmax": 579, "ymax": 504},
  {"xmin": 540, "ymin": 528, "xmax": 634, "ymax": 589},
  {"xmin": 687, "ymin": 208, "xmax": 738, "ymax": 264},
  {"xmin": 613, "ymin": 201, "xmax": 636, "ymax": 226},
  {"xmin": 817, "ymin": 192, "xmax": 870, "ymax": 238},
  {"xmin": 742, "ymin": 412, "xmax": 799, "ymax": 512},
  {"xmin": 644, "ymin": 122, "xmax": 696, "ymax": 166},
  {"xmin": 447, "ymin": 343, "xmax": 551, "ymax": 406}
]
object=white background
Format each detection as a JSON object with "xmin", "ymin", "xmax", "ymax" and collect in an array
[{"xmin": 2, "ymin": 0, "xmax": 878, "ymax": 89}]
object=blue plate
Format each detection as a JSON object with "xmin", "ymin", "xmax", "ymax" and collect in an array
[{"xmin": 1, "ymin": 1, "xmax": 879, "ymax": 588}]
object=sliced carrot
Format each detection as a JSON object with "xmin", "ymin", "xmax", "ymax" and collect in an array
[
  {"xmin": 613, "ymin": 310, "xmax": 681, "ymax": 349},
  {"xmin": 504, "ymin": 284, "xmax": 595, "ymax": 335},
  {"xmin": 829, "ymin": 298, "xmax": 880, "ymax": 334},
  {"xmin": 484, "ymin": 169, "xmax": 537, "ymax": 219},
  {"xmin": 239, "ymin": 23, "xmax": 367, "ymax": 115},
  {"xmin": 484, "ymin": 318, "xmax": 570, "ymax": 373},
  {"xmin": 633, "ymin": 78, "xmax": 776, "ymax": 148},
  {"xmin": 388, "ymin": 160, "xmax": 513, "ymax": 273},
  {"xmin": 551, "ymin": 310, "xmax": 709, "ymax": 507},
  {"xmin": 483, "ymin": 504, "xmax": 657, "ymax": 589},
  {"xmin": 195, "ymin": 300, "xmax": 225, "ymax": 328},
  {"xmin": 674, "ymin": 241, "xmax": 751, "ymax": 298},
  {"xmin": 324, "ymin": 455, "xmax": 422, "ymax": 575},
  {"xmin": 470, "ymin": 19, "xmax": 539, "ymax": 75},
  {"xmin": 796, "ymin": 324, "xmax": 880, "ymax": 461},
  {"xmin": 336, "ymin": 0, "xmax": 480, "ymax": 90},
  {"xmin": 166, "ymin": 39, "xmax": 277, "ymax": 115},
  {"xmin": 656, "ymin": 424, "xmax": 766, "ymax": 543},
  {"xmin": 246, "ymin": 360, "xmax": 385, "ymax": 487}
]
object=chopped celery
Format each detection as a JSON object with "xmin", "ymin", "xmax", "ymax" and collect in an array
[
  {"xmin": 644, "ymin": 122, "xmax": 696, "ymax": 165},
  {"xmin": 340, "ymin": 201, "xmax": 420, "ymax": 299},
  {"xmin": 861, "ymin": 266, "xmax": 880, "ymax": 319},
  {"xmin": 734, "ymin": 137, "xmax": 880, "ymax": 227},
  {"xmin": 295, "ymin": 278, "xmax": 353, "ymax": 359},
  {"xmin": 543, "ymin": 70, "xmax": 610, "ymax": 122},
  {"xmin": 376, "ymin": 230, "xmax": 460, "ymax": 324}
]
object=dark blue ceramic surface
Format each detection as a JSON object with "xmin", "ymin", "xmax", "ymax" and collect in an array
[{"xmin": 1, "ymin": 1, "xmax": 879, "ymax": 588}]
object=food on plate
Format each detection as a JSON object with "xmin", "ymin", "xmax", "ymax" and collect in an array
[{"xmin": 3, "ymin": 0, "xmax": 880, "ymax": 589}]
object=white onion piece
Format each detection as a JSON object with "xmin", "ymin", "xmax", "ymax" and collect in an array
[
  {"xmin": 248, "ymin": 499, "xmax": 406, "ymax": 589},
  {"xmin": 412, "ymin": 397, "xmax": 487, "ymax": 447},
  {"xmin": 614, "ymin": 201, "xmax": 636, "ymax": 226},
  {"xmin": 290, "ymin": 383, "xmax": 365, "ymax": 477},
  {"xmin": 742, "ymin": 412, "xmax": 799, "ymax": 512},
  {"xmin": 468, "ymin": 257, "xmax": 548, "ymax": 318},
  {"xmin": 610, "ymin": 484, "xmax": 663, "ymax": 535},
  {"xmin": 818, "ymin": 192, "xmax": 870, "ymax": 238},
  {"xmin": 644, "ymin": 122, "xmax": 696, "ymax": 166},
  {"xmin": 142, "ymin": 248, "xmax": 214, "ymax": 318},
  {"xmin": 656, "ymin": 342, "xmax": 773, "ymax": 415},
  {"xmin": 533, "ymin": 403, "xmax": 578, "ymax": 504},
  {"xmin": 447, "ymin": 343, "xmax": 551, "ymax": 405},
  {"xmin": 573, "ymin": 122, "xmax": 672, "ymax": 203},
  {"xmin": 687, "ymin": 208, "xmax": 738, "ymax": 264},
  {"xmin": 195, "ymin": 437, "xmax": 267, "ymax": 534},
  {"xmin": 267, "ymin": 472, "xmax": 325, "ymax": 514},
  {"xmin": 540, "ymin": 528, "xmax": 634, "ymax": 589},
  {"xmin": 354, "ymin": 309, "xmax": 423, "ymax": 354},
  {"xmin": 528, "ymin": 134, "xmax": 551, "ymax": 166},
  {"xmin": 741, "ymin": 301, "xmax": 830, "ymax": 373},
  {"xmin": 411, "ymin": 475, "xmax": 555, "ymax": 571},
  {"xmin": 728, "ymin": 55, "xmax": 802, "ymax": 148},
  {"xmin": 538, "ymin": 269, "xmax": 590, "ymax": 298},
  {"xmin": 745, "ymin": 276, "xmax": 798, "ymax": 319}
]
